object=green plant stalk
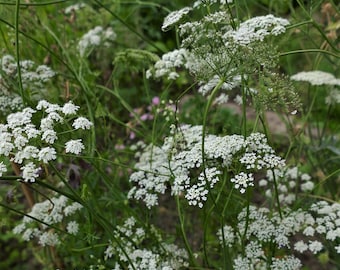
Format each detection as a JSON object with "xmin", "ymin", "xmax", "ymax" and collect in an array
[
  {"xmin": 220, "ymin": 180, "xmax": 235, "ymax": 269},
  {"xmin": 14, "ymin": 0, "xmax": 27, "ymax": 104},
  {"xmin": 202, "ymin": 170, "xmax": 230, "ymax": 267},
  {"xmin": 93, "ymin": 0, "xmax": 165, "ymax": 53},
  {"xmin": 241, "ymin": 189, "xmax": 250, "ymax": 255},
  {"xmin": 295, "ymin": 0, "xmax": 339, "ymax": 53},
  {"xmin": 280, "ymin": 49, "xmax": 340, "ymax": 58},
  {"xmin": 272, "ymin": 169, "xmax": 283, "ymax": 219},
  {"xmin": 0, "ymin": 0, "xmax": 67, "ymax": 6},
  {"xmin": 175, "ymin": 195, "xmax": 198, "ymax": 267}
]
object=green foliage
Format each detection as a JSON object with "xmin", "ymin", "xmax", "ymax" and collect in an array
[{"xmin": 0, "ymin": 0, "xmax": 339, "ymax": 269}]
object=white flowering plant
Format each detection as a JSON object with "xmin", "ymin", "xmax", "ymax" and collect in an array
[{"xmin": 0, "ymin": 0, "xmax": 339, "ymax": 269}]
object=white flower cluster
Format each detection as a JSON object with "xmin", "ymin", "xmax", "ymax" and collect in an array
[
  {"xmin": 104, "ymin": 217, "xmax": 189, "ymax": 269},
  {"xmin": 0, "ymin": 55, "xmax": 55, "ymax": 114},
  {"xmin": 146, "ymin": 49, "xmax": 189, "ymax": 80},
  {"xmin": 162, "ymin": 7, "xmax": 192, "ymax": 31},
  {"xmin": 149, "ymin": 4, "xmax": 290, "ymax": 107},
  {"xmin": 219, "ymin": 200, "xmax": 340, "ymax": 268},
  {"xmin": 0, "ymin": 100, "xmax": 92, "ymax": 182},
  {"xmin": 193, "ymin": 0, "xmax": 233, "ymax": 8},
  {"xmin": 78, "ymin": 26, "xmax": 117, "ymax": 57},
  {"xmin": 294, "ymin": 201, "xmax": 340, "ymax": 255},
  {"xmin": 223, "ymin": 15, "xmax": 290, "ymax": 46},
  {"xmin": 64, "ymin": 2, "xmax": 86, "ymax": 14},
  {"xmin": 224, "ymin": 206, "xmax": 309, "ymax": 269},
  {"xmin": 128, "ymin": 124, "xmax": 285, "ymax": 208},
  {"xmin": 216, "ymin": 225, "xmax": 235, "ymax": 247},
  {"xmin": 325, "ymin": 89, "xmax": 340, "ymax": 105},
  {"xmin": 291, "ymin": 70, "xmax": 340, "ymax": 86},
  {"xmin": 13, "ymin": 195, "xmax": 82, "ymax": 246},
  {"xmin": 259, "ymin": 166, "xmax": 314, "ymax": 205}
]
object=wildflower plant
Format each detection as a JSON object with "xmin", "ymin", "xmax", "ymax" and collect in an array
[{"xmin": 0, "ymin": 0, "xmax": 340, "ymax": 269}]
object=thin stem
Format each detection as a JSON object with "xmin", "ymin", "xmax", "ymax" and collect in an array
[
  {"xmin": 272, "ymin": 169, "xmax": 283, "ymax": 219},
  {"xmin": 279, "ymin": 49, "xmax": 340, "ymax": 59},
  {"xmin": 175, "ymin": 195, "xmax": 198, "ymax": 267},
  {"xmin": 14, "ymin": 0, "xmax": 27, "ymax": 104}
]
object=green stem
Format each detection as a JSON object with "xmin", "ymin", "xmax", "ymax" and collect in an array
[
  {"xmin": 175, "ymin": 196, "xmax": 198, "ymax": 267},
  {"xmin": 272, "ymin": 169, "xmax": 283, "ymax": 219},
  {"xmin": 14, "ymin": 0, "xmax": 27, "ymax": 104},
  {"xmin": 279, "ymin": 49, "xmax": 340, "ymax": 58}
]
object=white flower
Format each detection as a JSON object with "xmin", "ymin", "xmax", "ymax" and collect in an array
[
  {"xmin": 0, "ymin": 161, "xmax": 7, "ymax": 177},
  {"xmin": 294, "ymin": 240, "xmax": 308, "ymax": 253},
  {"xmin": 72, "ymin": 117, "xmax": 93, "ymax": 130},
  {"xmin": 64, "ymin": 3, "xmax": 86, "ymax": 14},
  {"xmin": 223, "ymin": 14, "xmax": 290, "ymax": 46},
  {"xmin": 41, "ymin": 130, "xmax": 58, "ymax": 144},
  {"xmin": 38, "ymin": 147, "xmax": 57, "ymax": 163},
  {"xmin": 231, "ymin": 172, "xmax": 254, "ymax": 193},
  {"xmin": 21, "ymin": 162, "xmax": 40, "ymax": 182},
  {"xmin": 66, "ymin": 221, "xmax": 79, "ymax": 235},
  {"xmin": 64, "ymin": 202, "xmax": 83, "ymax": 216},
  {"xmin": 308, "ymin": 240, "xmax": 323, "ymax": 254},
  {"xmin": 62, "ymin": 101, "xmax": 80, "ymax": 115},
  {"xmin": 65, "ymin": 139, "xmax": 85, "ymax": 154},
  {"xmin": 162, "ymin": 7, "xmax": 192, "ymax": 31},
  {"xmin": 217, "ymin": 225, "xmax": 235, "ymax": 247},
  {"xmin": 291, "ymin": 70, "xmax": 340, "ymax": 86},
  {"xmin": 38, "ymin": 231, "xmax": 60, "ymax": 246}
]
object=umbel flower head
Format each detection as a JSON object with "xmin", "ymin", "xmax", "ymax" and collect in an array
[
  {"xmin": 128, "ymin": 124, "xmax": 285, "ymax": 208},
  {"xmin": 13, "ymin": 195, "xmax": 83, "ymax": 247},
  {"xmin": 0, "ymin": 54, "xmax": 55, "ymax": 114},
  {"xmin": 148, "ymin": 2, "xmax": 295, "ymax": 112},
  {"xmin": 0, "ymin": 100, "xmax": 93, "ymax": 182}
]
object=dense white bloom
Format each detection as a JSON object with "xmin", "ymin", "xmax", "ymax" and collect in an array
[
  {"xmin": 65, "ymin": 139, "xmax": 85, "ymax": 154},
  {"xmin": 104, "ymin": 217, "xmax": 189, "ymax": 269},
  {"xmin": 62, "ymin": 101, "xmax": 80, "ymax": 115},
  {"xmin": 223, "ymin": 15, "xmax": 290, "ymax": 45},
  {"xmin": 147, "ymin": 49, "xmax": 189, "ymax": 80},
  {"xmin": 14, "ymin": 195, "xmax": 83, "ymax": 246},
  {"xmin": 64, "ymin": 202, "xmax": 83, "ymax": 216},
  {"xmin": 38, "ymin": 147, "xmax": 57, "ymax": 163},
  {"xmin": 231, "ymin": 172, "xmax": 254, "ymax": 193},
  {"xmin": 270, "ymin": 256, "xmax": 302, "ymax": 270},
  {"xmin": 308, "ymin": 240, "xmax": 323, "ymax": 254},
  {"xmin": 66, "ymin": 221, "xmax": 80, "ymax": 235},
  {"xmin": 41, "ymin": 130, "xmax": 58, "ymax": 144},
  {"xmin": 162, "ymin": 7, "xmax": 192, "ymax": 31},
  {"xmin": 129, "ymin": 125, "xmax": 284, "ymax": 207},
  {"xmin": 294, "ymin": 241, "xmax": 308, "ymax": 253},
  {"xmin": 21, "ymin": 162, "xmax": 40, "ymax": 182},
  {"xmin": 38, "ymin": 232, "xmax": 60, "ymax": 246},
  {"xmin": 0, "ymin": 101, "xmax": 91, "ymax": 182},
  {"xmin": 72, "ymin": 117, "xmax": 93, "ymax": 130},
  {"xmin": 291, "ymin": 70, "xmax": 340, "ymax": 86}
]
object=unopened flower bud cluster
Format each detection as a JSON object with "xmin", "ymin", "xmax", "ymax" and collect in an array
[
  {"xmin": 0, "ymin": 100, "xmax": 93, "ymax": 182},
  {"xmin": 13, "ymin": 195, "xmax": 83, "ymax": 247},
  {"xmin": 128, "ymin": 124, "xmax": 285, "ymax": 208}
]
